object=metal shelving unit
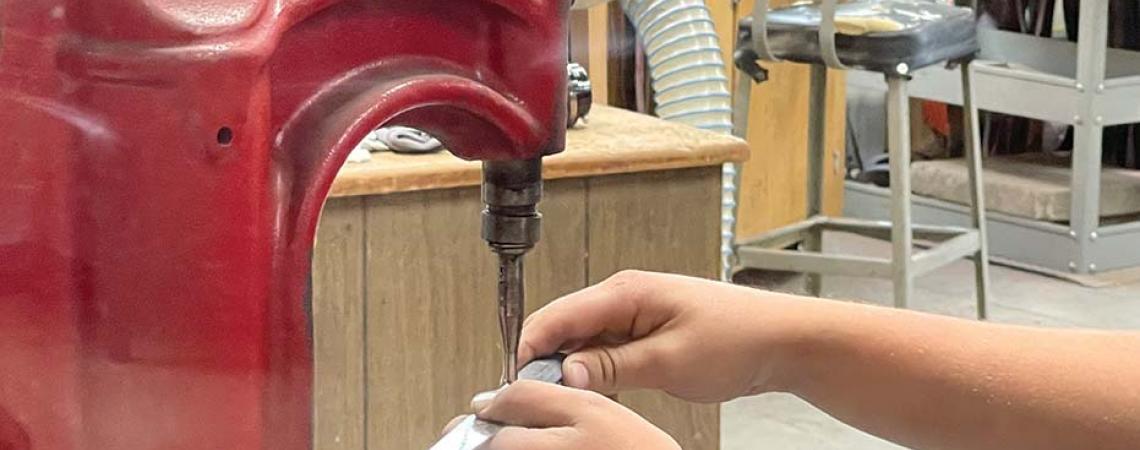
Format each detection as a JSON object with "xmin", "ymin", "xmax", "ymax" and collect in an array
[{"xmin": 846, "ymin": 0, "xmax": 1140, "ymax": 275}]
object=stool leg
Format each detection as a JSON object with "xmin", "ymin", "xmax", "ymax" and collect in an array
[
  {"xmin": 805, "ymin": 64, "xmax": 828, "ymax": 297},
  {"xmin": 961, "ymin": 62, "xmax": 992, "ymax": 320},
  {"xmin": 886, "ymin": 75, "xmax": 913, "ymax": 309}
]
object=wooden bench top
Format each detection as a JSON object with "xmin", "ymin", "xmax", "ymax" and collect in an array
[{"xmin": 330, "ymin": 105, "xmax": 749, "ymax": 197}]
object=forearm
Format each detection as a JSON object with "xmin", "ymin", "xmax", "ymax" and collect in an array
[{"xmin": 766, "ymin": 297, "xmax": 1140, "ymax": 450}]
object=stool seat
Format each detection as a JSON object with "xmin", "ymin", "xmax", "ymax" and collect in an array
[{"xmin": 741, "ymin": 0, "xmax": 978, "ymax": 74}]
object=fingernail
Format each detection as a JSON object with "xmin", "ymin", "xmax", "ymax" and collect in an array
[
  {"xmin": 564, "ymin": 361, "xmax": 589, "ymax": 389},
  {"xmin": 441, "ymin": 415, "xmax": 468, "ymax": 435},
  {"xmin": 470, "ymin": 386, "xmax": 503, "ymax": 413}
]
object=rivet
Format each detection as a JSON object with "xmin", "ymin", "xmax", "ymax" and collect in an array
[
  {"xmin": 1068, "ymin": 261, "xmax": 1078, "ymax": 271},
  {"xmin": 896, "ymin": 63, "xmax": 910, "ymax": 75},
  {"xmin": 1089, "ymin": 263, "xmax": 1098, "ymax": 273},
  {"xmin": 1095, "ymin": 116, "xmax": 1104, "ymax": 125},
  {"xmin": 1075, "ymin": 82, "xmax": 1085, "ymax": 92},
  {"xmin": 1090, "ymin": 232, "xmax": 1099, "ymax": 241},
  {"xmin": 1074, "ymin": 115, "xmax": 1083, "ymax": 125},
  {"xmin": 1069, "ymin": 230, "xmax": 1078, "ymax": 238},
  {"xmin": 1096, "ymin": 83, "xmax": 1106, "ymax": 93}
]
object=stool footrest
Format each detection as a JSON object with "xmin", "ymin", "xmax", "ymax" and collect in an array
[
  {"xmin": 913, "ymin": 231, "xmax": 980, "ymax": 276},
  {"xmin": 737, "ymin": 246, "xmax": 893, "ymax": 278},
  {"xmin": 734, "ymin": 217, "xmax": 981, "ymax": 279},
  {"xmin": 736, "ymin": 216, "xmax": 828, "ymax": 248},
  {"xmin": 823, "ymin": 217, "xmax": 973, "ymax": 242}
]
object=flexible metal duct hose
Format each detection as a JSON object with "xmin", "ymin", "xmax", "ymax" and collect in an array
[{"xmin": 618, "ymin": 0, "xmax": 738, "ymax": 280}]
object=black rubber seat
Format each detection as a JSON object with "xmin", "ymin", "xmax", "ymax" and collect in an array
[{"xmin": 740, "ymin": 0, "xmax": 979, "ymax": 74}]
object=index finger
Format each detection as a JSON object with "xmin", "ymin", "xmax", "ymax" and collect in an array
[{"xmin": 519, "ymin": 271, "xmax": 674, "ymax": 365}]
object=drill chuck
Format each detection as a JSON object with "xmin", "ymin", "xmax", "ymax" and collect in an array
[
  {"xmin": 481, "ymin": 212, "xmax": 541, "ymax": 254},
  {"xmin": 481, "ymin": 159, "xmax": 544, "ymax": 251}
]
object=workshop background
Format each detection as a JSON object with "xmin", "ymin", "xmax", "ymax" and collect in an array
[{"xmin": 313, "ymin": 0, "xmax": 1140, "ymax": 448}]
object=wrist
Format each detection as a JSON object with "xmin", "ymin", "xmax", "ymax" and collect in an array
[{"xmin": 746, "ymin": 294, "xmax": 846, "ymax": 395}]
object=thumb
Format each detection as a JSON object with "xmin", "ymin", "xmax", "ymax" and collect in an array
[{"xmin": 562, "ymin": 341, "xmax": 664, "ymax": 394}]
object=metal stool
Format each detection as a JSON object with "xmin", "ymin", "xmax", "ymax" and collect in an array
[{"xmin": 732, "ymin": 0, "xmax": 992, "ymax": 318}]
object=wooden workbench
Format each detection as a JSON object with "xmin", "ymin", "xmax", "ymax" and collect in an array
[{"xmin": 312, "ymin": 106, "xmax": 748, "ymax": 450}]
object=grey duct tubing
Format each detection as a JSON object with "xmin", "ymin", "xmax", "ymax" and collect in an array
[{"xmin": 618, "ymin": 0, "xmax": 738, "ymax": 280}]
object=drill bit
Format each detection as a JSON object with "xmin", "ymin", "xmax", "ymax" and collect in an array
[{"xmin": 496, "ymin": 252, "xmax": 525, "ymax": 384}]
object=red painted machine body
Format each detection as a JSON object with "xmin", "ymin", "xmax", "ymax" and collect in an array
[{"xmin": 0, "ymin": 1, "xmax": 568, "ymax": 448}]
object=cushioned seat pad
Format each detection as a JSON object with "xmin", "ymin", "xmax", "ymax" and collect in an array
[{"xmin": 740, "ymin": 0, "xmax": 979, "ymax": 73}]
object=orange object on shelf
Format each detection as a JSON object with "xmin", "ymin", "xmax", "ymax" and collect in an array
[{"xmin": 923, "ymin": 100, "xmax": 951, "ymax": 137}]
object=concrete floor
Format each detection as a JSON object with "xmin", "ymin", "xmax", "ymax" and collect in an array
[{"xmin": 721, "ymin": 233, "xmax": 1140, "ymax": 450}]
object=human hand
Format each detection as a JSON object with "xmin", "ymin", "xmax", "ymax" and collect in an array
[
  {"xmin": 473, "ymin": 380, "xmax": 679, "ymax": 450},
  {"xmin": 519, "ymin": 270, "xmax": 805, "ymax": 403}
]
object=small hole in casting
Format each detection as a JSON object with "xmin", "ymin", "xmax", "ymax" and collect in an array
[{"xmin": 216, "ymin": 127, "xmax": 234, "ymax": 146}]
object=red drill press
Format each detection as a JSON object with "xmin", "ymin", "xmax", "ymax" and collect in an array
[{"xmin": 0, "ymin": 1, "xmax": 568, "ymax": 448}]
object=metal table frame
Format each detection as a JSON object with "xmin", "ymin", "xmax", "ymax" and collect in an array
[{"xmin": 868, "ymin": 0, "xmax": 1140, "ymax": 275}]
